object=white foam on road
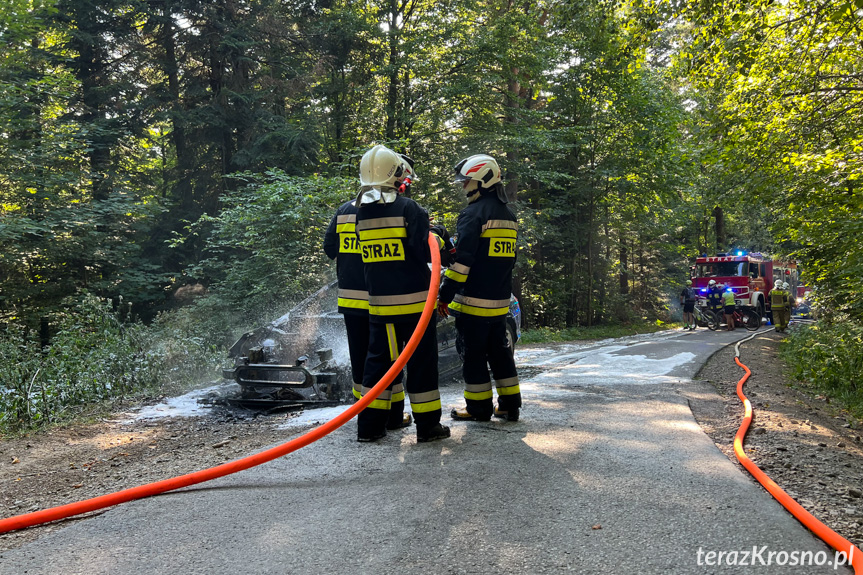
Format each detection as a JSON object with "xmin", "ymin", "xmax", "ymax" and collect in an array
[
  {"xmin": 278, "ymin": 405, "xmax": 352, "ymax": 429},
  {"xmin": 515, "ymin": 330, "xmax": 682, "ymax": 367},
  {"xmin": 524, "ymin": 346, "xmax": 696, "ymax": 386},
  {"xmin": 132, "ymin": 384, "xmax": 223, "ymax": 420}
]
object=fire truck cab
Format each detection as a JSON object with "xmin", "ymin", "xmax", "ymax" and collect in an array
[{"xmin": 691, "ymin": 252, "xmax": 798, "ymax": 319}]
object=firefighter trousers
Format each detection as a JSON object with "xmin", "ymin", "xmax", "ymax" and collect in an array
[
  {"xmin": 358, "ymin": 318, "xmax": 441, "ymax": 436},
  {"xmin": 346, "ymin": 314, "xmax": 407, "ymax": 431},
  {"xmin": 343, "ymin": 314, "xmax": 369, "ymax": 390},
  {"xmin": 455, "ymin": 316, "xmax": 521, "ymax": 418},
  {"xmin": 774, "ymin": 308, "xmax": 790, "ymax": 331}
]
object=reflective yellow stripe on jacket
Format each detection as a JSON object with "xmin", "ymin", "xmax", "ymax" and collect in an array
[
  {"xmin": 335, "ymin": 213, "xmax": 356, "ymax": 234},
  {"xmin": 337, "ymin": 288, "xmax": 369, "ymax": 311},
  {"xmin": 480, "ymin": 219, "xmax": 518, "ymax": 237},
  {"xmin": 449, "ymin": 294, "xmax": 510, "ymax": 317},
  {"xmin": 444, "ymin": 262, "xmax": 471, "ymax": 283},
  {"xmin": 368, "ymin": 291, "xmax": 429, "ymax": 316},
  {"xmin": 356, "ymin": 216, "xmax": 408, "ymax": 240}
]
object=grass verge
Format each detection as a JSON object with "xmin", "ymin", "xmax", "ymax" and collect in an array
[{"xmin": 520, "ymin": 321, "xmax": 672, "ymax": 344}]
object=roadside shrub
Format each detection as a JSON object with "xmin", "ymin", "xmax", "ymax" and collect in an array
[
  {"xmin": 781, "ymin": 321, "xmax": 863, "ymax": 418},
  {"xmin": 0, "ymin": 294, "xmax": 223, "ymax": 432}
]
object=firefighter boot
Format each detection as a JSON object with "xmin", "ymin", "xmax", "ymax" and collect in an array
[
  {"xmin": 417, "ymin": 423, "xmax": 451, "ymax": 443},
  {"xmin": 387, "ymin": 412, "xmax": 413, "ymax": 430},
  {"xmin": 493, "ymin": 406, "xmax": 520, "ymax": 422},
  {"xmin": 357, "ymin": 430, "xmax": 386, "ymax": 443},
  {"xmin": 450, "ymin": 407, "xmax": 492, "ymax": 422}
]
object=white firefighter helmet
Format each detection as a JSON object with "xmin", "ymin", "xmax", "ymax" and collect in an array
[
  {"xmin": 774, "ymin": 278, "xmax": 783, "ymax": 288},
  {"xmin": 359, "ymin": 145, "xmax": 403, "ymax": 189},
  {"xmin": 454, "ymin": 154, "xmax": 503, "ymax": 201},
  {"xmin": 782, "ymin": 281, "xmax": 790, "ymax": 290},
  {"xmin": 708, "ymin": 279, "xmax": 717, "ymax": 287}
]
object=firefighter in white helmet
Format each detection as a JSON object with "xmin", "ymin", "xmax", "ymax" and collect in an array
[
  {"xmin": 323, "ymin": 149, "xmax": 421, "ymax": 436},
  {"xmin": 770, "ymin": 279, "xmax": 790, "ymax": 332},
  {"xmin": 438, "ymin": 153, "xmax": 521, "ymax": 422},
  {"xmin": 783, "ymin": 281, "xmax": 794, "ymax": 323},
  {"xmin": 706, "ymin": 279, "xmax": 723, "ymax": 320},
  {"xmin": 352, "ymin": 144, "xmax": 450, "ymax": 443},
  {"xmin": 397, "ymin": 154, "xmax": 416, "ymax": 196}
]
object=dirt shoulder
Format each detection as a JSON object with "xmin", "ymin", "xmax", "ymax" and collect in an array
[{"xmin": 683, "ymin": 328, "xmax": 863, "ymax": 550}]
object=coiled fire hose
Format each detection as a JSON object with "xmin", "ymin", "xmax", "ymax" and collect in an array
[
  {"xmin": 733, "ymin": 330, "xmax": 862, "ymax": 573},
  {"xmin": 0, "ymin": 235, "xmax": 442, "ymax": 535}
]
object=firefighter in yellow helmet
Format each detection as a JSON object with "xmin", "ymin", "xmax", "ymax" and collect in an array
[
  {"xmin": 438, "ymin": 154, "xmax": 521, "ymax": 422},
  {"xmin": 352, "ymin": 144, "xmax": 450, "ymax": 443}
]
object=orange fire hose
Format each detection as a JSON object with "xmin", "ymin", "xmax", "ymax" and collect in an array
[
  {"xmin": 0, "ymin": 235, "xmax": 442, "ymax": 535},
  {"xmin": 734, "ymin": 338, "xmax": 862, "ymax": 573}
]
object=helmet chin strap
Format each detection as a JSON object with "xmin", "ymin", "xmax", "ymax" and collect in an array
[{"xmin": 463, "ymin": 179, "xmax": 480, "ymax": 202}]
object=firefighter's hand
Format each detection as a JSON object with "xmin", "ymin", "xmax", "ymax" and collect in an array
[{"xmin": 437, "ymin": 301, "xmax": 450, "ymax": 318}]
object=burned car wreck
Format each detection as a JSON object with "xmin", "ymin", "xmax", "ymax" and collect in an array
[{"xmin": 222, "ymin": 280, "xmax": 521, "ymax": 410}]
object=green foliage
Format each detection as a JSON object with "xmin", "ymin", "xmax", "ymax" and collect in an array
[
  {"xmin": 781, "ymin": 322, "xmax": 863, "ymax": 419},
  {"xmin": 174, "ymin": 171, "xmax": 355, "ymax": 344},
  {"xmin": 0, "ymin": 294, "xmax": 223, "ymax": 432}
]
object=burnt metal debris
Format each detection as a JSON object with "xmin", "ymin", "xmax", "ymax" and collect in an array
[{"xmin": 222, "ymin": 336, "xmax": 350, "ymax": 411}]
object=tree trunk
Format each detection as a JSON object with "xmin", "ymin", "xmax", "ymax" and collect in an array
[
  {"xmin": 619, "ymin": 243, "xmax": 629, "ymax": 295},
  {"xmin": 69, "ymin": 1, "xmax": 113, "ymax": 201},
  {"xmin": 384, "ymin": 0, "xmax": 400, "ymax": 140},
  {"xmin": 713, "ymin": 205, "xmax": 725, "ymax": 252},
  {"xmin": 159, "ymin": 6, "xmax": 193, "ymax": 207}
]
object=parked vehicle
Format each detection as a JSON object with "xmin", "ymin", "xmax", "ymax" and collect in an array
[{"xmin": 692, "ymin": 252, "xmax": 799, "ymax": 319}]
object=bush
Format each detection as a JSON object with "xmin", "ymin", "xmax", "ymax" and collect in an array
[
  {"xmin": 781, "ymin": 321, "xmax": 863, "ymax": 418},
  {"xmin": 0, "ymin": 294, "xmax": 224, "ymax": 432}
]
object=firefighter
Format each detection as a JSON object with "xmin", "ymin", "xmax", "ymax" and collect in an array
[
  {"xmin": 771, "ymin": 281, "xmax": 791, "ymax": 332},
  {"xmin": 353, "ymin": 144, "xmax": 450, "ymax": 443},
  {"xmin": 680, "ymin": 279, "xmax": 697, "ymax": 331},
  {"xmin": 722, "ymin": 284, "xmax": 737, "ymax": 331},
  {"xmin": 438, "ymin": 154, "xmax": 521, "ymax": 422},
  {"xmin": 706, "ymin": 279, "xmax": 724, "ymax": 320},
  {"xmin": 783, "ymin": 281, "xmax": 794, "ymax": 309},
  {"xmin": 323, "ymin": 158, "xmax": 417, "ymax": 433},
  {"xmin": 769, "ymin": 279, "xmax": 785, "ymax": 332}
]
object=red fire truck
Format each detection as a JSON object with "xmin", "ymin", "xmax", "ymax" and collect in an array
[{"xmin": 691, "ymin": 252, "xmax": 799, "ymax": 318}]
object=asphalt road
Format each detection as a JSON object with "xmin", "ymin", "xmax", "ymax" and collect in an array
[{"xmin": 0, "ymin": 328, "xmax": 853, "ymax": 574}]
